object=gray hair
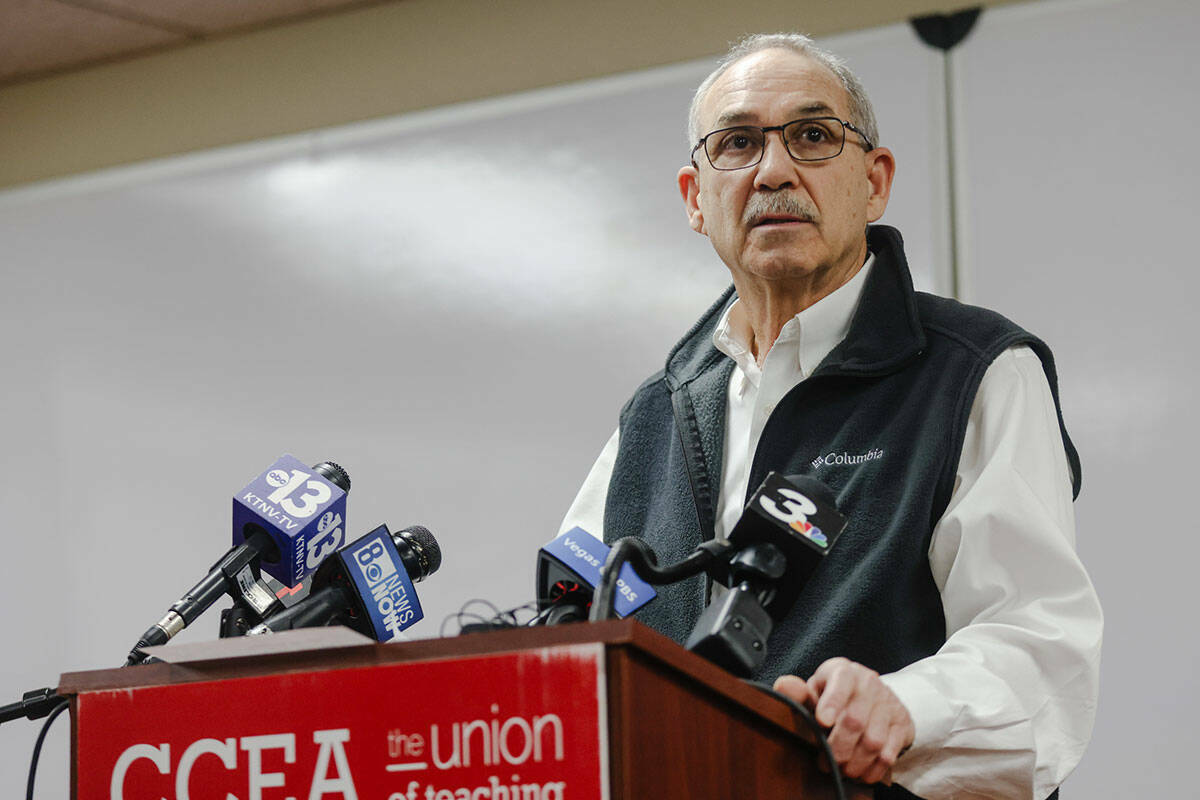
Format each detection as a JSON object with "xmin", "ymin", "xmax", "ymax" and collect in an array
[{"xmin": 686, "ymin": 33, "xmax": 879, "ymax": 151}]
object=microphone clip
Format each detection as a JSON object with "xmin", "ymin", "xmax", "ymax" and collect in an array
[{"xmin": 684, "ymin": 542, "xmax": 786, "ymax": 678}]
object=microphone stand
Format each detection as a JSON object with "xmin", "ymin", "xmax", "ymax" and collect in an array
[
  {"xmin": 589, "ymin": 536, "xmax": 788, "ymax": 678},
  {"xmin": 684, "ymin": 542, "xmax": 786, "ymax": 677},
  {"xmin": 588, "ymin": 537, "xmax": 735, "ymax": 622}
]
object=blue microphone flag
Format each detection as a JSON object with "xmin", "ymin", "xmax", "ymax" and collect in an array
[
  {"xmin": 542, "ymin": 527, "xmax": 656, "ymax": 617},
  {"xmin": 231, "ymin": 453, "xmax": 348, "ymax": 586}
]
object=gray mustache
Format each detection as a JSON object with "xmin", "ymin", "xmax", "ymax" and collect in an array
[{"xmin": 743, "ymin": 193, "xmax": 818, "ymax": 226}]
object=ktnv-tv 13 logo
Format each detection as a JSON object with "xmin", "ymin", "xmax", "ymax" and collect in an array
[
  {"xmin": 345, "ymin": 527, "xmax": 423, "ymax": 642},
  {"xmin": 233, "ymin": 454, "xmax": 348, "ymax": 586}
]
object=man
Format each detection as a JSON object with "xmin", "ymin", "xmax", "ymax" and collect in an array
[{"xmin": 560, "ymin": 33, "xmax": 1101, "ymax": 800}]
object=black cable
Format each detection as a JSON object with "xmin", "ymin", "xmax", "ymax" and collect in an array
[
  {"xmin": 746, "ymin": 680, "xmax": 846, "ymax": 800},
  {"xmin": 529, "ymin": 594, "xmax": 578, "ymax": 626},
  {"xmin": 528, "ymin": 604, "xmax": 556, "ymax": 626},
  {"xmin": 440, "ymin": 599, "xmax": 544, "ymax": 636},
  {"xmin": 589, "ymin": 537, "xmax": 735, "ymax": 621},
  {"xmin": 26, "ymin": 696, "xmax": 68, "ymax": 800}
]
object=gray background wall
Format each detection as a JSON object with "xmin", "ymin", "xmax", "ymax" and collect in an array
[{"xmin": 1, "ymin": 0, "xmax": 1195, "ymax": 796}]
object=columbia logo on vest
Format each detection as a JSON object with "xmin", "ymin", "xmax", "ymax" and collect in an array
[{"xmin": 811, "ymin": 449, "xmax": 885, "ymax": 469}]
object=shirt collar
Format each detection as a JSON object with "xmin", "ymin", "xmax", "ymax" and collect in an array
[{"xmin": 713, "ymin": 252, "xmax": 875, "ymax": 381}]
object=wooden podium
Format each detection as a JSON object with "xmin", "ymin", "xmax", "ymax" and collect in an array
[{"xmin": 59, "ymin": 620, "xmax": 867, "ymax": 799}]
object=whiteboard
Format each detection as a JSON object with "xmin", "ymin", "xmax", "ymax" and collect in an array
[{"xmin": 0, "ymin": 23, "xmax": 943, "ymax": 798}]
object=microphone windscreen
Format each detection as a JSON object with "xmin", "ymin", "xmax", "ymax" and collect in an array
[
  {"xmin": 312, "ymin": 461, "xmax": 351, "ymax": 493},
  {"xmin": 397, "ymin": 524, "xmax": 442, "ymax": 577}
]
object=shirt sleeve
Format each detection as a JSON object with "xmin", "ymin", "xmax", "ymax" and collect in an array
[
  {"xmin": 879, "ymin": 345, "xmax": 1103, "ymax": 800},
  {"xmin": 558, "ymin": 427, "xmax": 620, "ymax": 537}
]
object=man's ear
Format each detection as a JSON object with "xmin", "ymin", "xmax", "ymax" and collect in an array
[
  {"xmin": 678, "ymin": 164, "xmax": 706, "ymax": 234},
  {"xmin": 864, "ymin": 147, "xmax": 896, "ymax": 223}
]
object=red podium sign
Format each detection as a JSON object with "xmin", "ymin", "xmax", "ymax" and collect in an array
[{"xmin": 77, "ymin": 643, "xmax": 608, "ymax": 800}]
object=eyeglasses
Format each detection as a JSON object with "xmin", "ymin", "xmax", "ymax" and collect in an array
[{"xmin": 691, "ymin": 117, "xmax": 875, "ymax": 171}]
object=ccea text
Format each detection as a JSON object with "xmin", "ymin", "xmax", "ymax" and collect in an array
[{"xmin": 109, "ymin": 728, "xmax": 358, "ymax": 800}]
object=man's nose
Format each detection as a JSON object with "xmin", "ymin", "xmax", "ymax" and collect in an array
[{"xmin": 754, "ymin": 131, "xmax": 799, "ymax": 191}]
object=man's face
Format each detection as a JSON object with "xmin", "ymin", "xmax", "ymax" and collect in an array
[{"xmin": 678, "ymin": 49, "xmax": 894, "ymax": 288}]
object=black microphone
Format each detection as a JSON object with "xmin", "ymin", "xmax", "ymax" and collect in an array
[
  {"xmin": 248, "ymin": 523, "xmax": 441, "ymax": 642},
  {"xmin": 0, "ymin": 689, "xmax": 65, "ymax": 726},
  {"xmin": 124, "ymin": 458, "xmax": 350, "ymax": 665},
  {"xmin": 713, "ymin": 472, "xmax": 847, "ymax": 619},
  {"xmin": 686, "ymin": 472, "xmax": 847, "ymax": 676}
]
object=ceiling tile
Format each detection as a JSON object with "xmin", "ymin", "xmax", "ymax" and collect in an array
[
  {"xmin": 89, "ymin": 0, "xmax": 384, "ymax": 34},
  {"xmin": 0, "ymin": 0, "xmax": 185, "ymax": 84}
]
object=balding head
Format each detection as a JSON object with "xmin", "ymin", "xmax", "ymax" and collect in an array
[{"xmin": 687, "ymin": 33, "xmax": 878, "ymax": 151}]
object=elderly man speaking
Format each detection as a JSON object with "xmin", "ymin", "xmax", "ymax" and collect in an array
[{"xmin": 560, "ymin": 33, "xmax": 1102, "ymax": 800}]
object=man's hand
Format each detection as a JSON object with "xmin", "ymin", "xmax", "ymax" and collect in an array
[{"xmin": 773, "ymin": 657, "xmax": 915, "ymax": 785}]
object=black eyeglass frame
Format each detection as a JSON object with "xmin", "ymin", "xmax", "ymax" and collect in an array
[{"xmin": 690, "ymin": 116, "xmax": 876, "ymax": 170}]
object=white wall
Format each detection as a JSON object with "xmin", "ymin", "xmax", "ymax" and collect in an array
[
  {"xmin": 1, "ymin": 0, "xmax": 1193, "ymax": 795},
  {"xmin": 957, "ymin": 0, "xmax": 1200, "ymax": 794},
  {"xmin": 0, "ymin": 25, "xmax": 941, "ymax": 799}
]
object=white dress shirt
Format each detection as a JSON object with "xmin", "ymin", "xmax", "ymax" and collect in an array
[{"xmin": 559, "ymin": 256, "xmax": 1103, "ymax": 799}]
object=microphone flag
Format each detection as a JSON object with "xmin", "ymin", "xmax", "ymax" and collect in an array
[
  {"xmin": 343, "ymin": 525, "xmax": 424, "ymax": 641},
  {"xmin": 232, "ymin": 453, "xmax": 348, "ymax": 586},
  {"xmin": 538, "ymin": 527, "xmax": 656, "ymax": 618}
]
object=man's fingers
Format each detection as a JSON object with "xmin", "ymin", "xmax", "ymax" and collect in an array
[
  {"xmin": 861, "ymin": 760, "xmax": 891, "ymax": 786},
  {"xmin": 827, "ymin": 690, "xmax": 873, "ymax": 772},
  {"xmin": 858, "ymin": 720, "xmax": 910, "ymax": 784},
  {"xmin": 772, "ymin": 674, "xmax": 819, "ymax": 744},
  {"xmin": 807, "ymin": 656, "xmax": 847, "ymax": 695},
  {"xmin": 772, "ymin": 674, "xmax": 815, "ymax": 708},
  {"xmin": 826, "ymin": 722, "xmax": 863, "ymax": 773},
  {"xmin": 881, "ymin": 717, "xmax": 912, "ymax": 767},
  {"xmin": 811, "ymin": 658, "xmax": 859, "ymax": 728},
  {"xmin": 801, "ymin": 658, "xmax": 916, "ymax": 786},
  {"xmin": 852, "ymin": 704, "xmax": 898, "ymax": 782}
]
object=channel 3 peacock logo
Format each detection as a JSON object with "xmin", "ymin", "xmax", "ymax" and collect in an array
[{"xmin": 758, "ymin": 484, "xmax": 829, "ymax": 549}]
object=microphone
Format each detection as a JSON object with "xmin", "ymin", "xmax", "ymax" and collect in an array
[
  {"xmin": 232, "ymin": 455, "xmax": 352, "ymax": 587},
  {"xmin": 686, "ymin": 472, "xmax": 847, "ymax": 676},
  {"xmin": 124, "ymin": 456, "xmax": 350, "ymax": 664},
  {"xmin": 712, "ymin": 472, "xmax": 847, "ymax": 620},
  {"xmin": 248, "ymin": 523, "xmax": 441, "ymax": 642},
  {"xmin": 536, "ymin": 527, "xmax": 657, "ymax": 624}
]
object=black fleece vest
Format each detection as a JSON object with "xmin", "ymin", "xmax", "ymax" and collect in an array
[{"xmin": 604, "ymin": 224, "xmax": 1080, "ymax": 682}]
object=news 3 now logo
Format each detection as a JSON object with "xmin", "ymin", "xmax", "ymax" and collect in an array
[
  {"xmin": 350, "ymin": 533, "xmax": 421, "ymax": 641},
  {"xmin": 759, "ymin": 487, "xmax": 828, "ymax": 548}
]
